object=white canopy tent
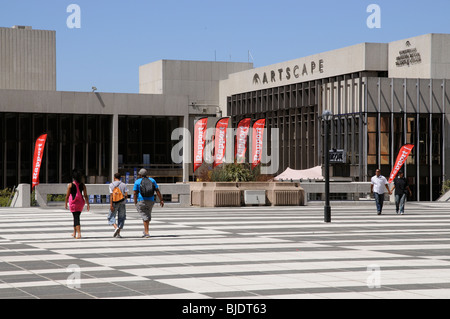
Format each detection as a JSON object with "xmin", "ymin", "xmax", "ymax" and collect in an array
[{"xmin": 274, "ymin": 166, "xmax": 324, "ymax": 181}]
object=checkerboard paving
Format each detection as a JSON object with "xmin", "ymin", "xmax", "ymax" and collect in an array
[{"xmin": 1, "ymin": 202, "xmax": 450, "ymax": 299}]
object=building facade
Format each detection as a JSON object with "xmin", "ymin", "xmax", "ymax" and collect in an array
[
  {"xmin": 0, "ymin": 26, "xmax": 252, "ymax": 188},
  {"xmin": 1, "ymin": 26, "xmax": 449, "ymax": 201},
  {"xmin": 220, "ymin": 34, "xmax": 450, "ymax": 201}
]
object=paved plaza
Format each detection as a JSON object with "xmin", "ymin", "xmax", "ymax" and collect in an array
[{"xmin": 1, "ymin": 202, "xmax": 450, "ymax": 300}]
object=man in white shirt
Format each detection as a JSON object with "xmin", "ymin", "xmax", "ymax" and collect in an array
[{"xmin": 370, "ymin": 169, "xmax": 391, "ymax": 215}]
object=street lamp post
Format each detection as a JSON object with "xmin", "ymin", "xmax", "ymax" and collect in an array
[{"xmin": 322, "ymin": 110, "xmax": 333, "ymax": 223}]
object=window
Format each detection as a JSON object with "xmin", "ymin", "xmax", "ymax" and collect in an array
[
  {"xmin": 367, "ymin": 115, "xmax": 377, "ymax": 165},
  {"xmin": 380, "ymin": 115, "xmax": 390, "ymax": 165}
]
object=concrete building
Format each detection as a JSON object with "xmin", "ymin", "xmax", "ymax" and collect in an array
[
  {"xmin": 220, "ymin": 33, "xmax": 450, "ymax": 201},
  {"xmin": 0, "ymin": 26, "xmax": 56, "ymax": 91},
  {"xmin": 0, "ymin": 26, "xmax": 252, "ymax": 188},
  {"xmin": 1, "ymin": 25, "xmax": 449, "ymax": 201}
]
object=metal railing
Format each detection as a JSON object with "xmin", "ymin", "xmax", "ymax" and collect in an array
[
  {"xmin": 34, "ymin": 183, "xmax": 190, "ymax": 208},
  {"xmin": 299, "ymin": 182, "xmax": 377, "ymax": 204}
]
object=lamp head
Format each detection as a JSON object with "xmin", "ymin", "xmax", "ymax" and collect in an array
[{"xmin": 322, "ymin": 110, "xmax": 333, "ymax": 121}]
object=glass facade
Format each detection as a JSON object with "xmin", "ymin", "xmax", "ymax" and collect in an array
[
  {"xmin": 118, "ymin": 115, "xmax": 182, "ymax": 183},
  {"xmin": 228, "ymin": 82, "xmax": 319, "ymax": 172},
  {"xmin": 0, "ymin": 112, "xmax": 111, "ymax": 189},
  {"xmin": 0, "ymin": 112, "xmax": 185, "ymax": 189},
  {"xmin": 228, "ymin": 76, "xmax": 445, "ymax": 201}
]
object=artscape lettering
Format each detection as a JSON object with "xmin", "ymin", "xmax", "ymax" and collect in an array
[{"xmin": 253, "ymin": 59, "xmax": 324, "ymax": 85}]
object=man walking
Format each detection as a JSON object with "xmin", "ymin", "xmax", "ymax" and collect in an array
[
  {"xmin": 391, "ymin": 171, "xmax": 412, "ymax": 215},
  {"xmin": 133, "ymin": 168, "xmax": 164, "ymax": 238},
  {"xmin": 108, "ymin": 173, "xmax": 128, "ymax": 238},
  {"xmin": 370, "ymin": 169, "xmax": 391, "ymax": 215}
]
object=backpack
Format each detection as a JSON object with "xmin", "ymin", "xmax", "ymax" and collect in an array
[
  {"xmin": 69, "ymin": 181, "xmax": 85, "ymax": 212},
  {"xmin": 139, "ymin": 177, "xmax": 155, "ymax": 198},
  {"xmin": 111, "ymin": 182, "xmax": 124, "ymax": 203}
]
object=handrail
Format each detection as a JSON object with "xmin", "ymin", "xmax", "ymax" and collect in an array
[{"xmin": 35, "ymin": 183, "xmax": 190, "ymax": 208}]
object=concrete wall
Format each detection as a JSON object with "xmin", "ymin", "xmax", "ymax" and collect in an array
[
  {"xmin": 388, "ymin": 33, "xmax": 450, "ymax": 80},
  {"xmin": 0, "ymin": 26, "xmax": 56, "ymax": 91},
  {"xmin": 35, "ymin": 183, "xmax": 191, "ymax": 208},
  {"xmin": 432, "ymin": 34, "xmax": 450, "ymax": 79},
  {"xmin": 219, "ymin": 42, "xmax": 389, "ymax": 116},
  {"xmin": 139, "ymin": 60, "xmax": 163, "ymax": 94},
  {"xmin": 0, "ymin": 88, "xmax": 189, "ymax": 116},
  {"xmin": 140, "ymin": 60, "xmax": 253, "ymax": 107}
]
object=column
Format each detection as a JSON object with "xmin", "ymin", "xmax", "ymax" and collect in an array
[
  {"xmin": 183, "ymin": 114, "xmax": 190, "ymax": 183},
  {"xmin": 111, "ymin": 114, "xmax": 119, "ymax": 181}
]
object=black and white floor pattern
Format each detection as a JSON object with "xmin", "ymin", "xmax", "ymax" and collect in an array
[{"xmin": 1, "ymin": 202, "xmax": 450, "ymax": 299}]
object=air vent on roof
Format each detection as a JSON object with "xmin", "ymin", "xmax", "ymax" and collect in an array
[{"xmin": 12, "ymin": 25, "xmax": 32, "ymax": 30}]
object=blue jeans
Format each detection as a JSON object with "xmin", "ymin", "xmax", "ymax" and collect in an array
[
  {"xmin": 108, "ymin": 201, "xmax": 126, "ymax": 229},
  {"xmin": 395, "ymin": 194, "xmax": 406, "ymax": 214},
  {"xmin": 374, "ymin": 192, "xmax": 385, "ymax": 213}
]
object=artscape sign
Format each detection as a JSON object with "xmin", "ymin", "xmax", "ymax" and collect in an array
[{"xmin": 253, "ymin": 59, "xmax": 324, "ymax": 85}]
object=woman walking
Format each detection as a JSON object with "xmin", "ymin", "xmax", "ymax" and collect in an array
[{"xmin": 65, "ymin": 169, "xmax": 90, "ymax": 239}]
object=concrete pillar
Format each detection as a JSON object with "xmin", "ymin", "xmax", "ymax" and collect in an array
[
  {"xmin": 183, "ymin": 115, "xmax": 190, "ymax": 183},
  {"xmin": 10, "ymin": 184, "xmax": 31, "ymax": 208},
  {"xmin": 111, "ymin": 114, "xmax": 119, "ymax": 180}
]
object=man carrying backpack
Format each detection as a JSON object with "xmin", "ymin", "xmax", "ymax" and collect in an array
[
  {"xmin": 133, "ymin": 168, "xmax": 164, "ymax": 238},
  {"xmin": 108, "ymin": 173, "xmax": 128, "ymax": 238}
]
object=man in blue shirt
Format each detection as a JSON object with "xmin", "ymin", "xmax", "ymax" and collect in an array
[{"xmin": 133, "ymin": 168, "xmax": 164, "ymax": 238}]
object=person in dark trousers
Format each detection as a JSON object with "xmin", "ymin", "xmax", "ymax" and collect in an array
[
  {"xmin": 133, "ymin": 168, "xmax": 164, "ymax": 238},
  {"xmin": 391, "ymin": 171, "xmax": 412, "ymax": 215},
  {"xmin": 65, "ymin": 169, "xmax": 90, "ymax": 239},
  {"xmin": 370, "ymin": 169, "xmax": 391, "ymax": 215}
]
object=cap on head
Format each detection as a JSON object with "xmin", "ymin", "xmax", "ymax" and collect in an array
[{"xmin": 138, "ymin": 168, "xmax": 147, "ymax": 176}]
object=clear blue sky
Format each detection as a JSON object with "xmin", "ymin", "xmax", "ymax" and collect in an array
[{"xmin": 1, "ymin": 0, "xmax": 449, "ymax": 93}]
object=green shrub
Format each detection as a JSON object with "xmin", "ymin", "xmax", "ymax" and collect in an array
[
  {"xmin": 47, "ymin": 194, "xmax": 66, "ymax": 202},
  {"xmin": 0, "ymin": 188, "xmax": 16, "ymax": 207},
  {"xmin": 210, "ymin": 163, "xmax": 257, "ymax": 182},
  {"xmin": 197, "ymin": 163, "xmax": 273, "ymax": 183},
  {"xmin": 442, "ymin": 180, "xmax": 450, "ymax": 195}
]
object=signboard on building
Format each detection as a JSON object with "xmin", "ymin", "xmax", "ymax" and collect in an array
[{"xmin": 329, "ymin": 149, "xmax": 346, "ymax": 164}]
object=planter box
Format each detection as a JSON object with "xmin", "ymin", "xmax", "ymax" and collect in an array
[
  {"xmin": 191, "ymin": 182, "xmax": 240, "ymax": 207},
  {"xmin": 190, "ymin": 182, "xmax": 304, "ymax": 207},
  {"xmin": 244, "ymin": 190, "xmax": 266, "ymax": 205}
]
